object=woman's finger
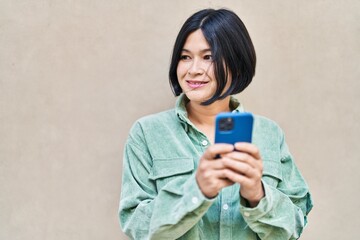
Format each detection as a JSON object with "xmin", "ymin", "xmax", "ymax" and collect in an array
[
  {"xmin": 223, "ymin": 151, "xmax": 260, "ymax": 169},
  {"xmin": 221, "ymin": 157, "xmax": 257, "ymax": 177},
  {"xmin": 234, "ymin": 142, "xmax": 261, "ymax": 160},
  {"xmin": 202, "ymin": 143, "xmax": 234, "ymax": 160}
]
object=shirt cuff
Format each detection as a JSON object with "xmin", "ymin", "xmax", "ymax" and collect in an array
[
  {"xmin": 239, "ymin": 180, "xmax": 274, "ymax": 221},
  {"xmin": 182, "ymin": 173, "xmax": 215, "ymax": 212}
]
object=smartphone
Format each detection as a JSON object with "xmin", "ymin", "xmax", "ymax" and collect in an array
[{"xmin": 214, "ymin": 112, "xmax": 254, "ymax": 145}]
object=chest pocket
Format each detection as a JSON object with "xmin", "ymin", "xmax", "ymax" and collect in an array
[
  {"xmin": 262, "ymin": 160, "xmax": 283, "ymax": 187},
  {"xmin": 149, "ymin": 157, "xmax": 194, "ymax": 194}
]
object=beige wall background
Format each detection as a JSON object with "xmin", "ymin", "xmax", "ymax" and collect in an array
[{"xmin": 1, "ymin": 0, "xmax": 359, "ymax": 239}]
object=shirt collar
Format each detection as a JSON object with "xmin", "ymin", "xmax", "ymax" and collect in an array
[
  {"xmin": 175, "ymin": 94, "xmax": 245, "ymax": 132},
  {"xmin": 229, "ymin": 95, "xmax": 245, "ymax": 113},
  {"xmin": 175, "ymin": 94, "xmax": 191, "ymax": 132}
]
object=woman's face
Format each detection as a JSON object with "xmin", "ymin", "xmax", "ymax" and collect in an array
[{"xmin": 176, "ymin": 29, "xmax": 217, "ymax": 104}]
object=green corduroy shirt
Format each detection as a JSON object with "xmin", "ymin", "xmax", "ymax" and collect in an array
[{"xmin": 119, "ymin": 94, "xmax": 313, "ymax": 240}]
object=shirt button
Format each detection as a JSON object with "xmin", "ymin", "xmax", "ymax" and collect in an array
[
  {"xmin": 192, "ymin": 197, "xmax": 199, "ymax": 204},
  {"xmin": 244, "ymin": 211, "xmax": 250, "ymax": 217},
  {"xmin": 201, "ymin": 140, "xmax": 208, "ymax": 146},
  {"xmin": 222, "ymin": 204, "xmax": 229, "ymax": 210}
]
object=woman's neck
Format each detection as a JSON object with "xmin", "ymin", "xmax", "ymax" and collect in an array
[{"xmin": 186, "ymin": 96, "xmax": 231, "ymax": 142}]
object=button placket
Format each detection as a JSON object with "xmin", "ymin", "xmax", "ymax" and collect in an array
[{"xmin": 219, "ymin": 188, "xmax": 232, "ymax": 240}]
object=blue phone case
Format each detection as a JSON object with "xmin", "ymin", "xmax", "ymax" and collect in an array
[{"xmin": 214, "ymin": 112, "xmax": 254, "ymax": 144}]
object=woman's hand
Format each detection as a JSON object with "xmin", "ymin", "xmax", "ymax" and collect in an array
[
  {"xmin": 196, "ymin": 142, "xmax": 264, "ymax": 207},
  {"xmin": 221, "ymin": 142, "xmax": 264, "ymax": 207},
  {"xmin": 196, "ymin": 144, "xmax": 235, "ymax": 198}
]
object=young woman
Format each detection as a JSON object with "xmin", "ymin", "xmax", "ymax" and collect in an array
[{"xmin": 119, "ymin": 8, "xmax": 313, "ymax": 240}]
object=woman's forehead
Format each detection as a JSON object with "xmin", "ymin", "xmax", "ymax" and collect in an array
[{"xmin": 182, "ymin": 30, "xmax": 211, "ymax": 53}]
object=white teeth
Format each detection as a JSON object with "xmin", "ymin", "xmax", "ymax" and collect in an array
[{"xmin": 188, "ymin": 81, "xmax": 207, "ymax": 84}]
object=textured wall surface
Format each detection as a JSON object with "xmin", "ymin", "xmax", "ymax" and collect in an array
[{"xmin": 1, "ymin": 1, "xmax": 359, "ymax": 239}]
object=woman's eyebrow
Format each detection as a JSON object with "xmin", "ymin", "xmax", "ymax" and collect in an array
[{"xmin": 181, "ymin": 48, "xmax": 212, "ymax": 53}]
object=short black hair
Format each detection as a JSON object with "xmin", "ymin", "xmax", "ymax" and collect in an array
[{"xmin": 169, "ymin": 8, "xmax": 256, "ymax": 105}]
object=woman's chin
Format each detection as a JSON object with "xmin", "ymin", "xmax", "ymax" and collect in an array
[{"xmin": 184, "ymin": 92, "xmax": 211, "ymax": 104}]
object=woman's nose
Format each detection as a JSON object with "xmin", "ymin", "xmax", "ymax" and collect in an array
[{"xmin": 188, "ymin": 59, "xmax": 205, "ymax": 75}]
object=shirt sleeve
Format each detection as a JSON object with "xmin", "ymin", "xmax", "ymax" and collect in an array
[
  {"xmin": 239, "ymin": 128, "xmax": 313, "ymax": 240},
  {"xmin": 119, "ymin": 122, "xmax": 214, "ymax": 240}
]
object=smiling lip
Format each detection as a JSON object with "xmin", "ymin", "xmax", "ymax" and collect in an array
[{"xmin": 186, "ymin": 80, "xmax": 209, "ymax": 89}]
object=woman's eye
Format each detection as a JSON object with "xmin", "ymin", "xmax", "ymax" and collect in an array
[
  {"xmin": 180, "ymin": 55, "xmax": 190, "ymax": 60},
  {"xmin": 204, "ymin": 55, "xmax": 213, "ymax": 60}
]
